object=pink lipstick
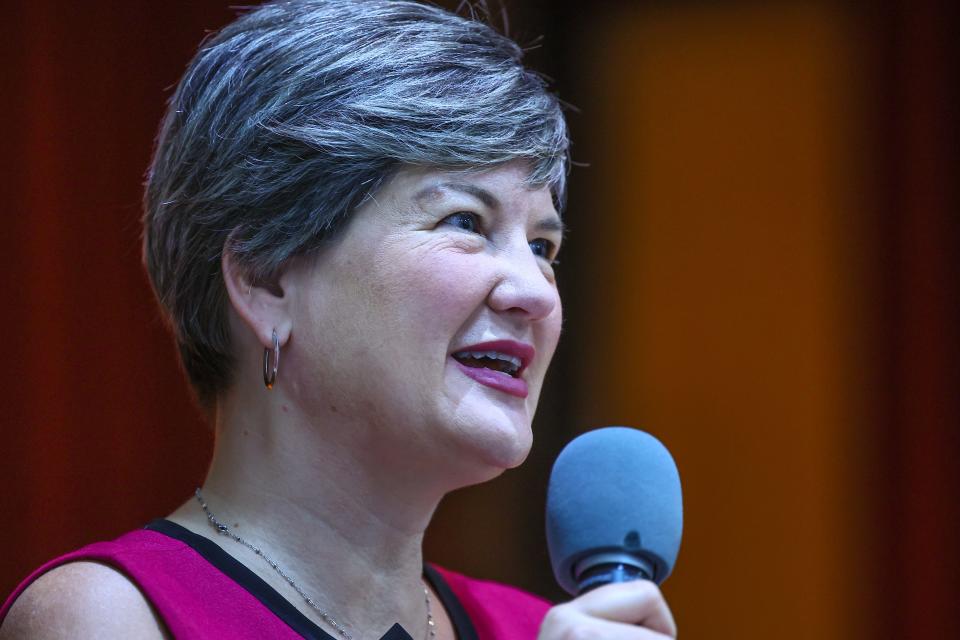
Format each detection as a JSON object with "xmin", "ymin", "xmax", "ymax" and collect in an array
[{"xmin": 451, "ymin": 340, "xmax": 535, "ymax": 398}]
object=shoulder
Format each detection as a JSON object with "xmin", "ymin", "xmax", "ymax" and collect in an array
[
  {"xmin": 431, "ymin": 565, "xmax": 552, "ymax": 638},
  {"xmin": 0, "ymin": 561, "xmax": 168, "ymax": 639},
  {"xmin": 434, "ymin": 565, "xmax": 552, "ymax": 608}
]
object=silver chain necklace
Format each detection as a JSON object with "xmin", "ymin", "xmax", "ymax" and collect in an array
[{"xmin": 194, "ymin": 489, "xmax": 436, "ymax": 640}]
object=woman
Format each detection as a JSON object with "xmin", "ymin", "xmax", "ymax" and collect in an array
[{"xmin": 0, "ymin": 1, "xmax": 676, "ymax": 638}]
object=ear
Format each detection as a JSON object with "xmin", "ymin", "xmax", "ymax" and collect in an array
[{"xmin": 221, "ymin": 244, "xmax": 292, "ymax": 350}]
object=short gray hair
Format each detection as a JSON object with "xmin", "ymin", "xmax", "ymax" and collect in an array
[{"xmin": 143, "ymin": 0, "xmax": 570, "ymax": 407}]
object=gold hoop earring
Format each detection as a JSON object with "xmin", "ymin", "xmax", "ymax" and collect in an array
[{"xmin": 263, "ymin": 329, "xmax": 279, "ymax": 389}]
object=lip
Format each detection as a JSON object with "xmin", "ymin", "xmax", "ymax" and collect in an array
[
  {"xmin": 454, "ymin": 340, "xmax": 535, "ymax": 373},
  {"xmin": 451, "ymin": 339, "xmax": 536, "ymax": 399}
]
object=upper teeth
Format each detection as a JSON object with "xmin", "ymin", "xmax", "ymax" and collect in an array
[{"xmin": 457, "ymin": 350, "xmax": 522, "ymax": 369}]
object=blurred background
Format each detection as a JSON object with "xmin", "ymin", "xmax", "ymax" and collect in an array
[{"xmin": 1, "ymin": 1, "xmax": 957, "ymax": 638}]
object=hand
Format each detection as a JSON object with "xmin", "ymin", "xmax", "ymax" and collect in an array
[{"xmin": 538, "ymin": 580, "xmax": 677, "ymax": 639}]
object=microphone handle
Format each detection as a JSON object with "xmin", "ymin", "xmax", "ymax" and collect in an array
[{"xmin": 575, "ymin": 553, "xmax": 655, "ymax": 594}]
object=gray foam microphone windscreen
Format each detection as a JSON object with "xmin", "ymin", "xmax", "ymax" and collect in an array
[{"xmin": 546, "ymin": 427, "xmax": 683, "ymax": 595}]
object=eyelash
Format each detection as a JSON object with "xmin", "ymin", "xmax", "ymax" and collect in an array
[
  {"xmin": 441, "ymin": 212, "xmax": 560, "ymax": 266},
  {"xmin": 444, "ymin": 211, "xmax": 480, "ymax": 234}
]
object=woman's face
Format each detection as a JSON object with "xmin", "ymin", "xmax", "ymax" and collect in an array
[{"xmin": 281, "ymin": 161, "xmax": 563, "ymax": 480}]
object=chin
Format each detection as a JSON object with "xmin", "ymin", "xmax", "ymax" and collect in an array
[
  {"xmin": 479, "ymin": 432, "xmax": 532, "ymax": 470},
  {"xmin": 438, "ymin": 378, "xmax": 539, "ymax": 484},
  {"xmin": 445, "ymin": 414, "xmax": 534, "ymax": 486}
]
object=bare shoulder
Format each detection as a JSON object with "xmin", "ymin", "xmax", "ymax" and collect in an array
[{"xmin": 0, "ymin": 561, "xmax": 168, "ymax": 639}]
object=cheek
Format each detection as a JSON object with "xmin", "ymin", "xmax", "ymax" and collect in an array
[
  {"xmin": 548, "ymin": 296, "xmax": 563, "ymax": 345},
  {"xmin": 539, "ymin": 296, "xmax": 563, "ymax": 363},
  {"xmin": 371, "ymin": 252, "xmax": 489, "ymax": 337}
]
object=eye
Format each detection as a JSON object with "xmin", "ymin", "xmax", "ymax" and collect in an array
[
  {"xmin": 529, "ymin": 238, "xmax": 558, "ymax": 262},
  {"xmin": 441, "ymin": 211, "xmax": 482, "ymax": 234}
]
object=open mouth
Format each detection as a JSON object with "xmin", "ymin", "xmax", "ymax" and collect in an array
[{"xmin": 452, "ymin": 350, "xmax": 522, "ymax": 378}]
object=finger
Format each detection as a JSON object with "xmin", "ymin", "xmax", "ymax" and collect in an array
[
  {"xmin": 578, "ymin": 616, "xmax": 676, "ymax": 640},
  {"xmin": 540, "ymin": 607, "xmax": 676, "ymax": 640},
  {"xmin": 565, "ymin": 580, "xmax": 677, "ymax": 637}
]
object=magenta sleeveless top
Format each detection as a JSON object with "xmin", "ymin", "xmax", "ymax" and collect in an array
[{"xmin": 0, "ymin": 520, "xmax": 551, "ymax": 639}]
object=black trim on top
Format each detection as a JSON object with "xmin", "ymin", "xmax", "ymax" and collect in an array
[
  {"xmin": 423, "ymin": 565, "xmax": 478, "ymax": 640},
  {"xmin": 145, "ymin": 519, "xmax": 347, "ymax": 640},
  {"xmin": 145, "ymin": 519, "xmax": 475, "ymax": 640}
]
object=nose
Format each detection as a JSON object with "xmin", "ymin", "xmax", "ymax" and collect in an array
[{"xmin": 487, "ymin": 240, "xmax": 560, "ymax": 322}]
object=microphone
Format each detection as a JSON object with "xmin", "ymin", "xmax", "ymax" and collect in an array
[{"xmin": 546, "ymin": 427, "xmax": 683, "ymax": 595}]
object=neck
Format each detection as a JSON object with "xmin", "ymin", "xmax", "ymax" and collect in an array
[{"xmin": 170, "ymin": 386, "xmax": 452, "ymax": 639}]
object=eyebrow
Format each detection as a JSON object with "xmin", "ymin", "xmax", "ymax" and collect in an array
[
  {"xmin": 415, "ymin": 181, "xmax": 566, "ymax": 235},
  {"xmin": 535, "ymin": 216, "xmax": 566, "ymax": 235},
  {"xmin": 416, "ymin": 182, "xmax": 500, "ymax": 209}
]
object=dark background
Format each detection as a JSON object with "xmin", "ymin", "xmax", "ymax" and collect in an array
[{"xmin": 1, "ymin": 1, "xmax": 957, "ymax": 638}]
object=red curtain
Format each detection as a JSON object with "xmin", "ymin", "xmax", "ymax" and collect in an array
[
  {"xmin": 876, "ymin": 2, "xmax": 960, "ymax": 637},
  {"xmin": 0, "ymin": 1, "xmax": 233, "ymax": 596}
]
